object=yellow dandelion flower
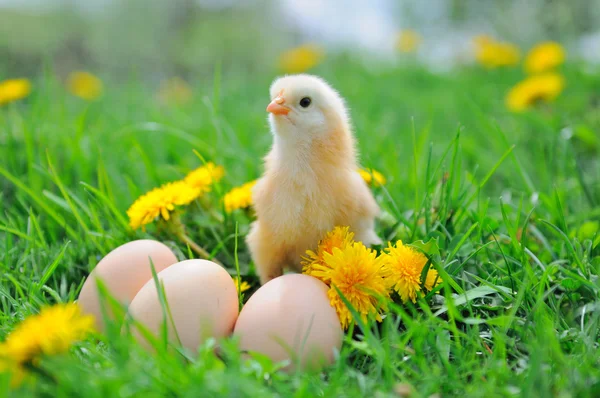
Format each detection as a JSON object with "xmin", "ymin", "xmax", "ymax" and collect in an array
[
  {"xmin": 474, "ymin": 38, "xmax": 520, "ymax": 68},
  {"xmin": 302, "ymin": 226, "xmax": 355, "ymax": 279},
  {"xmin": 524, "ymin": 41, "xmax": 565, "ymax": 74},
  {"xmin": 0, "ymin": 304, "xmax": 94, "ymax": 386},
  {"xmin": 0, "ymin": 78, "xmax": 32, "ymax": 106},
  {"xmin": 233, "ymin": 277, "xmax": 251, "ymax": 293},
  {"xmin": 396, "ymin": 30, "xmax": 421, "ymax": 53},
  {"xmin": 223, "ymin": 180, "xmax": 256, "ymax": 213},
  {"xmin": 381, "ymin": 240, "xmax": 440, "ymax": 303},
  {"xmin": 506, "ymin": 73, "xmax": 565, "ymax": 112},
  {"xmin": 278, "ymin": 44, "xmax": 324, "ymax": 74},
  {"xmin": 67, "ymin": 71, "xmax": 103, "ymax": 100},
  {"xmin": 184, "ymin": 162, "xmax": 225, "ymax": 193},
  {"xmin": 127, "ymin": 181, "xmax": 200, "ymax": 230},
  {"xmin": 358, "ymin": 168, "xmax": 386, "ymax": 186},
  {"xmin": 424, "ymin": 268, "xmax": 441, "ymax": 292},
  {"xmin": 312, "ymin": 242, "xmax": 388, "ymax": 330},
  {"xmin": 158, "ymin": 77, "xmax": 194, "ymax": 105}
]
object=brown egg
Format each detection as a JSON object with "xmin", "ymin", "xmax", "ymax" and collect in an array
[
  {"xmin": 78, "ymin": 240, "xmax": 178, "ymax": 331},
  {"xmin": 233, "ymin": 274, "xmax": 343, "ymax": 371},
  {"xmin": 128, "ymin": 259, "xmax": 239, "ymax": 354}
]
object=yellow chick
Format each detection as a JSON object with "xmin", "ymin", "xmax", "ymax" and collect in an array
[{"xmin": 247, "ymin": 74, "xmax": 381, "ymax": 284}]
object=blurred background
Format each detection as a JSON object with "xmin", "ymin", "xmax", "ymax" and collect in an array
[{"xmin": 2, "ymin": 0, "xmax": 600, "ymax": 80}]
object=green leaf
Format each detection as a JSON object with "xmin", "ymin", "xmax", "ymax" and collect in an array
[
  {"xmin": 577, "ymin": 221, "xmax": 599, "ymax": 241},
  {"xmin": 560, "ymin": 278, "xmax": 582, "ymax": 291},
  {"xmin": 409, "ymin": 237, "xmax": 440, "ymax": 256},
  {"xmin": 436, "ymin": 330, "xmax": 451, "ymax": 362},
  {"xmin": 574, "ymin": 125, "xmax": 599, "ymax": 150},
  {"xmin": 434, "ymin": 285, "xmax": 512, "ymax": 317}
]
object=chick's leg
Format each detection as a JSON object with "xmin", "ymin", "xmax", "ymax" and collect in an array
[{"xmin": 246, "ymin": 222, "xmax": 286, "ymax": 285}]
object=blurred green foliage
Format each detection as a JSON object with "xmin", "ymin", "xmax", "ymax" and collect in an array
[
  {"xmin": 0, "ymin": 0, "xmax": 289, "ymax": 79},
  {"xmin": 2, "ymin": 0, "xmax": 600, "ymax": 80}
]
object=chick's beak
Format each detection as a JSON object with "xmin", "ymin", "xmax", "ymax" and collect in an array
[{"xmin": 266, "ymin": 95, "xmax": 290, "ymax": 115}]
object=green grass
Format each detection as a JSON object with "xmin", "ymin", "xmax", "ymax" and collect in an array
[{"xmin": 1, "ymin": 56, "xmax": 600, "ymax": 397}]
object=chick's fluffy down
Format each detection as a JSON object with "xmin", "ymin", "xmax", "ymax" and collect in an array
[{"xmin": 247, "ymin": 74, "xmax": 381, "ymax": 284}]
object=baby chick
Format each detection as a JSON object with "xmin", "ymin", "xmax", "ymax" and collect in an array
[{"xmin": 247, "ymin": 74, "xmax": 381, "ymax": 284}]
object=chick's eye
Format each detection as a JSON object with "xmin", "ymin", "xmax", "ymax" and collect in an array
[{"xmin": 299, "ymin": 97, "xmax": 311, "ymax": 108}]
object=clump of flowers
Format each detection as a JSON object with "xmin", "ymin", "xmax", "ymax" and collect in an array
[
  {"xmin": 157, "ymin": 77, "xmax": 194, "ymax": 105},
  {"xmin": 126, "ymin": 162, "xmax": 225, "ymax": 262},
  {"xmin": 0, "ymin": 78, "xmax": 31, "ymax": 106},
  {"xmin": 381, "ymin": 240, "xmax": 441, "ymax": 303},
  {"xmin": 67, "ymin": 71, "xmax": 103, "ymax": 100},
  {"xmin": 474, "ymin": 36, "xmax": 520, "ymax": 68},
  {"xmin": 0, "ymin": 304, "xmax": 94, "ymax": 387},
  {"xmin": 309, "ymin": 242, "xmax": 389, "ymax": 330},
  {"xmin": 358, "ymin": 168, "xmax": 386, "ymax": 186},
  {"xmin": 304, "ymin": 226, "xmax": 443, "ymax": 329},
  {"xmin": 278, "ymin": 44, "xmax": 324, "ymax": 74},
  {"xmin": 127, "ymin": 162, "xmax": 225, "ymax": 230},
  {"xmin": 396, "ymin": 30, "xmax": 421, "ymax": 53},
  {"xmin": 524, "ymin": 41, "xmax": 565, "ymax": 74},
  {"xmin": 505, "ymin": 72, "xmax": 565, "ymax": 112},
  {"xmin": 302, "ymin": 226, "xmax": 355, "ymax": 278}
]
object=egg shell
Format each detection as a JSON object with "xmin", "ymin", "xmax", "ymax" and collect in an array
[
  {"xmin": 233, "ymin": 274, "xmax": 343, "ymax": 371},
  {"xmin": 128, "ymin": 259, "xmax": 239, "ymax": 353},
  {"xmin": 78, "ymin": 240, "xmax": 178, "ymax": 331}
]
